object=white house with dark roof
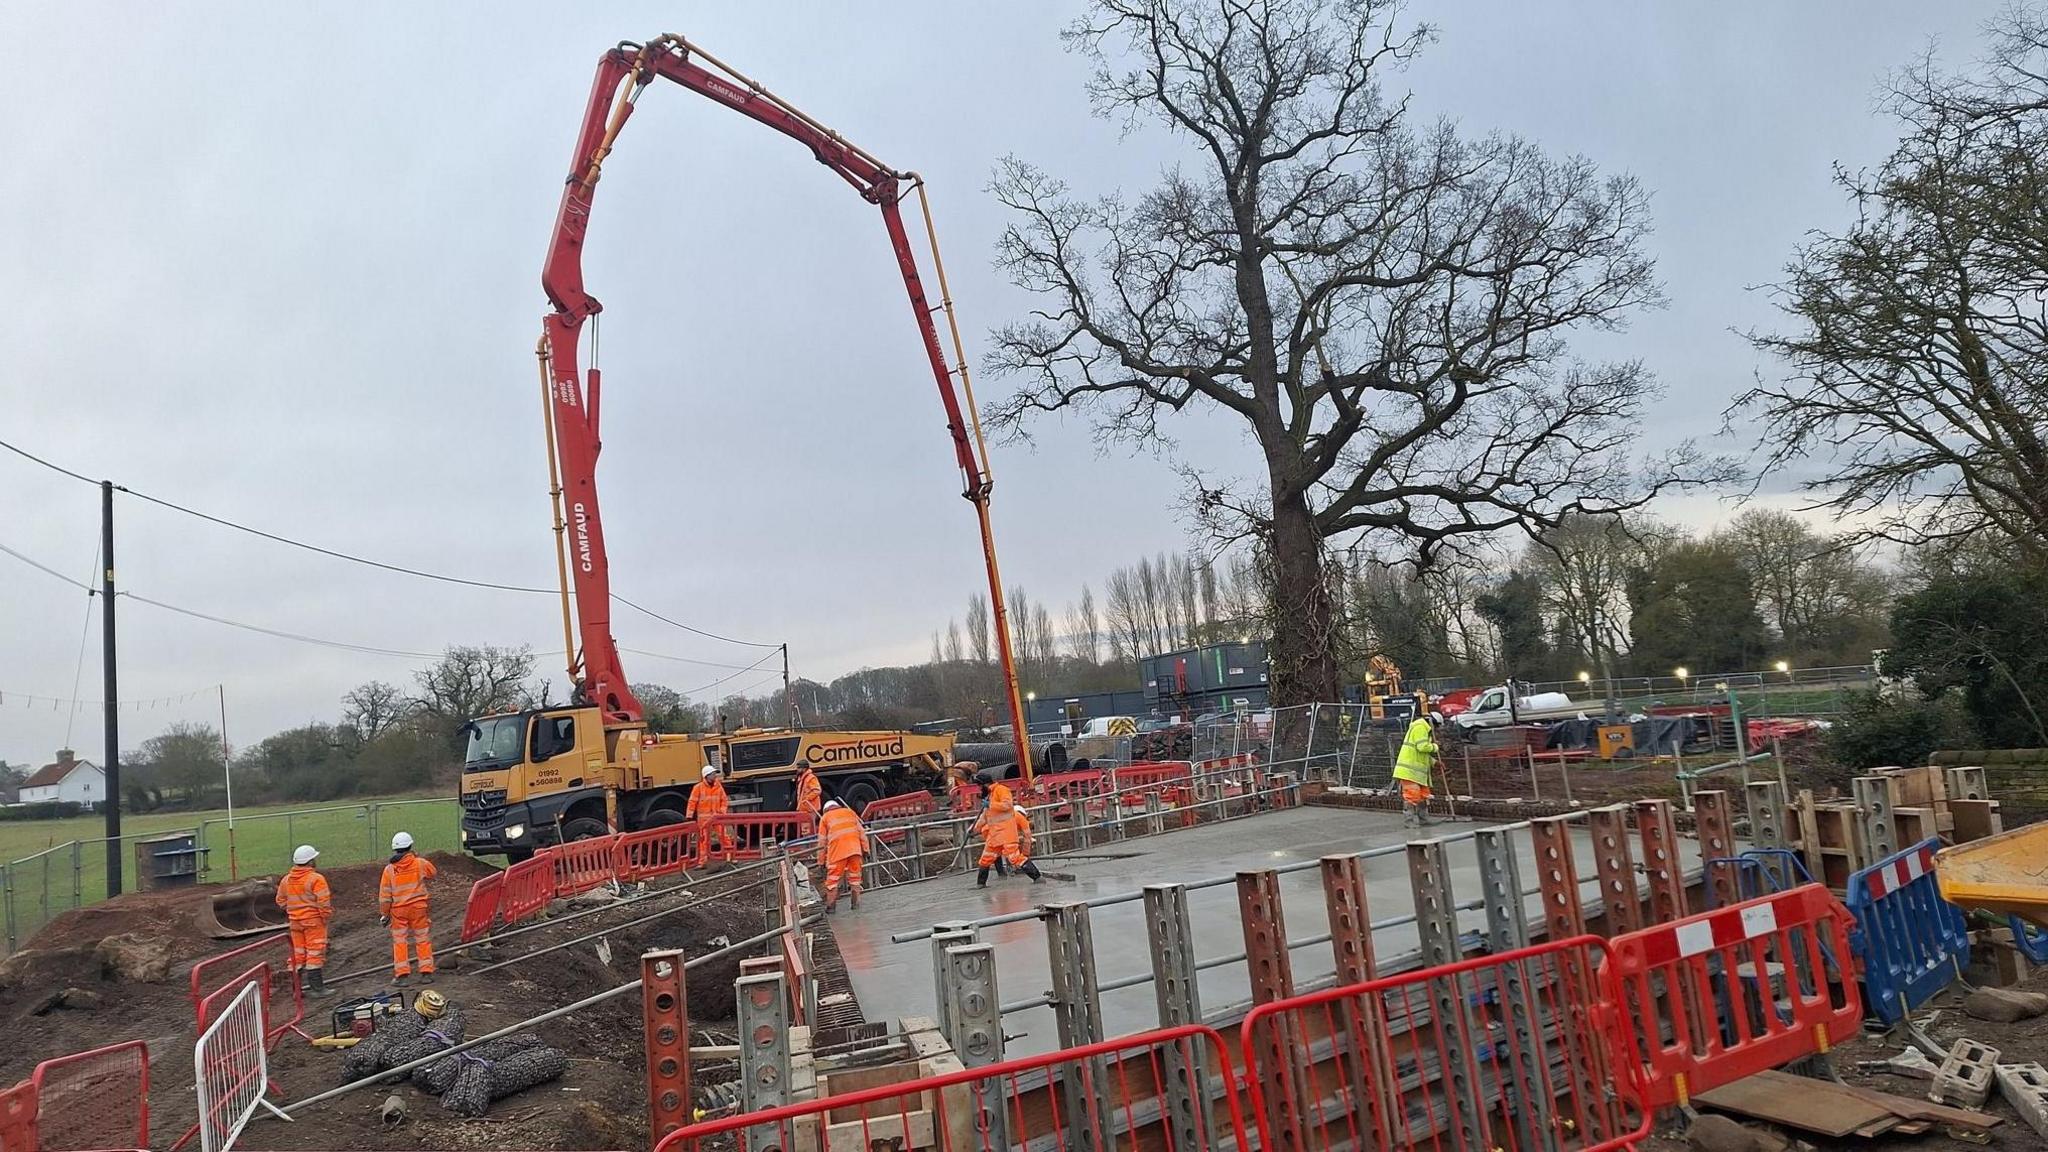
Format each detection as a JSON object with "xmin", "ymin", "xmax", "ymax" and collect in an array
[{"xmin": 19, "ymin": 749, "xmax": 105, "ymax": 807}]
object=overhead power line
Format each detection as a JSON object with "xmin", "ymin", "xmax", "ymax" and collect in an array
[
  {"xmin": 0, "ymin": 434, "xmax": 781, "ymax": 648},
  {"xmin": 4, "ymin": 538, "xmax": 766, "ymax": 677},
  {"xmin": 683, "ymin": 647, "xmax": 783, "ymax": 697},
  {"xmin": 614, "ymin": 595, "xmax": 781, "ymax": 649},
  {"xmin": 0, "ymin": 541, "xmax": 95, "ymax": 591}
]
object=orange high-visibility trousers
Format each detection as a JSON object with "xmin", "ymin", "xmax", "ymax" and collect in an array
[
  {"xmin": 694, "ymin": 818, "xmax": 737, "ymax": 864},
  {"xmin": 978, "ymin": 842, "xmax": 1029, "ymax": 869},
  {"xmin": 288, "ymin": 919, "xmax": 329, "ymax": 971},
  {"xmin": 823, "ymin": 855, "xmax": 863, "ymax": 897},
  {"xmin": 1401, "ymin": 780, "xmax": 1433, "ymax": 804},
  {"xmin": 389, "ymin": 906, "xmax": 434, "ymax": 975}
]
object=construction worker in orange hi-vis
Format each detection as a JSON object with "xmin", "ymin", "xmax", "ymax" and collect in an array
[
  {"xmin": 973, "ymin": 794, "xmax": 1042, "ymax": 887},
  {"xmin": 687, "ymin": 765, "xmax": 735, "ymax": 862},
  {"xmin": 815, "ymin": 798, "xmax": 868, "ymax": 912},
  {"xmin": 380, "ymin": 831, "xmax": 438, "ymax": 984},
  {"xmin": 276, "ymin": 844, "xmax": 334, "ymax": 996},
  {"xmin": 795, "ymin": 759, "xmax": 823, "ymax": 826}
]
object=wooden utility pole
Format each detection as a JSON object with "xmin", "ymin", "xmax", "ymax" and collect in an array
[{"xmin": 100, "ymin": 480, "xmax": 123, "ymax": 896}]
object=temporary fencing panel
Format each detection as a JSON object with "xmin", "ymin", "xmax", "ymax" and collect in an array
[
  {"xmin": 1239, "ymin": 936, "xmax": 1647, "ymax": 1152},
  {"xmin": 1026, "ymin": 768, "xmax": 1108, "ymax": 801},
  {"xmin": 859, "ymin": 792, "xmax": 940, "ymax": 848},
  {"xmin": 1600, "ymin": 884, "xmax": 1858, "ymax": 1109},
  {"xmin": 1847, "ymin": 838, "xmax": 1968, "ymax": 1026},
  {"xmin": 859, "ymin": 791, "xmax": 939, "ymax": 822},
  {"xmin": 697, "ymin": 814, "xmax": 812, "ymax": 865},
  {"xmin": 615, "ymin": 824, "xmax": 695, "ymax": 883},
  {"xmin": 458, "ymin": 871, "xmax": 504, "ymax": 943},
  {"xmin": 30, "ymin": 1040, "xmax": 150, "ymax": 1152},
  {"xmin": 496, "ymin": 850, "xmax": 558, "ymax": 928},
  {"xmin": 189, "ymin": 932, "xmax": 301, "ymax": 1047},
  {"xmin": 948, "ymin": 783, "xmax": 983, "ymax": 813},
  {"xmin": 653, "ymin": 1024, "xmax": 1247, "ymax": 1152},
  {"xmin": 0, "ymin": 1079, "xmax": 35, "ymax": 1152},
  {"xmin": 195, "ymin": 981, "xmax": 282, "ymax": 1152},
  {"xmin": 551, "ymin": 833, "xmax": 623, "ymax": 898},
  {"xmin": 1112, "ymin": 761, "xmax": 1193, "ymax": 802}
]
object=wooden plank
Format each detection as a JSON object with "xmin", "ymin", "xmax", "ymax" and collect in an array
[
  {"xmin": 1694, "ymin": 1074, "xmax": 1892, "ymax": 1137},
  {"xmin": 1832, "ymin": 1078, "xmax": 2003, "ymax": 1128}
]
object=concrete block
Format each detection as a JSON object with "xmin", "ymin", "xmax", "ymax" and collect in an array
[
  {"xmin": 1930, "ymin": 1038, "xmax": 2001, "ymax": 1109},
  {"xmin": 1995, "ymin": 1062, "xmax": 2048, "ymax": 1139},
  {"xmin": 1963, "ymin": 985, "xmax": 2048, "ymax": 1022}
]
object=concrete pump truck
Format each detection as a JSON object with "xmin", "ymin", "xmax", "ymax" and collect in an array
[{"xmin": 459, "ymin": 35, "xmax": 1035, "ymax": 861}]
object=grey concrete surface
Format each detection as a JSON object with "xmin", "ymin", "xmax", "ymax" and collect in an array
[{"xmin": 825, "ymin": 805, "xmax": 1700, "ymax": 1055}]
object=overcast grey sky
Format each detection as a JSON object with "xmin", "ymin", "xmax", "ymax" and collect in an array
[{"xmin": 0, "ymin": 2, "xmax": 1997, "ymax": 770}]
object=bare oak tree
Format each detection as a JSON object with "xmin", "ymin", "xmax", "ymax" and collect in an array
[
  {"xmin": 988, "ymin": 0, "xmax": 1718, "ymax": 704},
  {"xmin": 1738, "ymin": 7, "xmax": 2048, "ymax": 556}
]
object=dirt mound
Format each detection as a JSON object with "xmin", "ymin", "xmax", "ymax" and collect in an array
[{"xmin": 0, "ymin": 850, "xmax": 769, "ymax": 1151}]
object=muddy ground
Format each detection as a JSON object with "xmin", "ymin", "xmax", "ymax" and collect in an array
[
  {"xmin": 0, "ymin": 852, "xmax": 768, "ymax": 1151},
  {"xmin": 1636, "ymin": 958, "xmax": 2048, "ymax": 1152}
]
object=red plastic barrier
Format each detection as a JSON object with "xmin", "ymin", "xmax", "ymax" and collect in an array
[
  {"xmin": 655, "ymin": 1024, "xmax": 1246, "ymax": 1152},
  {"xmin": 189, "ymin": 932, "xmax": 301, "ymax": 1047},
  {"xmin": 696, "ymin": 813, "xmax": 812, "ymax": 865},
  {"xmin": 496, "ymin": 850, "xmax": 558, "ymax": 928},
  {"xmin": 458, "ymin": 871, "xmax": 505, "ymax": 943},
  {"xmin": 0, "ymin": 1079, "xmax": 35, "ymax": 1152},
  {"xmin": 947, "ymin": 783, "xmax": 983, "ymax": 813},
  {"xmin": 552, "ymin": 833, "xmax": 624, "ymax": 898},
  {"xmin": 31, "ymin": 1039, "xmax": 150, "ymax": 1152},
  {"xmin": 1241, "ymin": 937, "xmax": 1645, "ymax": 1152},
  {"xmin": 1599, "ymin": 883, "xmax": 1859, "ymax": 1109},
  {"xmin": 616, "ymin": 823, "xmax": 696, "ymax": 883},
  {"xmin": 859, "ymin": 791, "xmax": 939, "ymax": 822},
  {"xmin": 1112, "ymin": 760, "xmax": 1192, "ymax": 788},
  {"xmin": 1025, "ymin": 768, "xmax": 1108, "ymax": 802}
]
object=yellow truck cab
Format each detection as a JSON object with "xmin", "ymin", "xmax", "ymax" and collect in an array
[{"xmin": 458, "ymin": 705, "xmax": 955, "ymax": 860}]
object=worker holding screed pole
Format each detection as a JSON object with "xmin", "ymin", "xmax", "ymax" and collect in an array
[
  {"xmin": 973, "ymin": 790, "xmax": 1042, "ymax": 887},
  {"xmin": 1395, "ymin": 711, "xmax": 1444, "ymax": 831},
  {"xmin": 816, "ymin": 798, "xmax": 868, "ymax": 912}
]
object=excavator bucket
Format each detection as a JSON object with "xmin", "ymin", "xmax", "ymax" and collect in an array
[
  {"xmin": 197, "ymin": 880, "xmax": 291, "ymax": 939},
  {"xmin": 1936, "ymin": 822, "xmax": 2048, "ymax": 930}
]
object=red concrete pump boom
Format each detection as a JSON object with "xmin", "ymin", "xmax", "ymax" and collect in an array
[{"xmin": 537, "ymin": 34, "xmax": 1035, "ymax": 779}]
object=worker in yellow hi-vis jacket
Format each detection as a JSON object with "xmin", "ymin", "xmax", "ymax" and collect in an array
[{"xmin": 1394, "ymin": 712, "xmax": 1443, "ymax": 831}]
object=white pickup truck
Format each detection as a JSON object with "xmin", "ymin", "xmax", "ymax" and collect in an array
[{"xmin": 1449, "ymin": 685, "xmax": 1589, "ymax": 730}]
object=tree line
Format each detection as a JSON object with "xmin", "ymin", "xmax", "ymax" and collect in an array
[
  {"xmin": 84, "ymin": 3, "xmax": 2048, "ymax": 793},
  {"xmin": 107, "ymin": 644, "xmax": 731, "ymax": 809}
]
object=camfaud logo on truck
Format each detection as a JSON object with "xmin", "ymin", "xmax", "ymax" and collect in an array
[{"xmin": 805, "ymin": 736, "xmax": 905, "ymax": 764}]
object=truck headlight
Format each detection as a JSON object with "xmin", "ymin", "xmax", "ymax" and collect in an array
[
  {"xmin": 459, "ymin": 829, "xmax": 468, "ymax": 843},
  {"xmin": 505, "ymin": 823, "xmax": 526, "ymax": 841}
]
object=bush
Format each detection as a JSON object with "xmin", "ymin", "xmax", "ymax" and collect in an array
[
  {"xmin": 1826, "ymin": 689, "xmax": 1975, "ymax": 773},
  {"xmin": 0, "ymin": 800, "xmax": 88, "ymax": 822}
]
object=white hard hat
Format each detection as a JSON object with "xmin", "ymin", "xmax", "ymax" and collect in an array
[
  {"xmin": 293, "ymin": 844, "xmax": 319, "ymax": 865},
  {"xmin": 391, "ymin": 831, "xmax": 414, "ymax": 851},
  {"xmin": 823, "ymin": 798, "xmax": 843, "ymax": 810},
  {"xmin": 703, "ymin": 765, "xmax": 721, "ymax": 778}
]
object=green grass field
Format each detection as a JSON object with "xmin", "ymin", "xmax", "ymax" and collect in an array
[{"xmin": 0, "ymin": 792, "xmax": 462, "ymax": 951}]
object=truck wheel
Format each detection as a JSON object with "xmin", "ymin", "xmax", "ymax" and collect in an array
[
  {"xmin": 835, "ymin": 774, "xmax": 885, "ymax": 814},
  {"xmin": 562, "ymin": 816, "xmax": 608, "ymax": 842},
  {"xmin": 643, "ymin": 804, "xmax": 686, "ymax": 827}
]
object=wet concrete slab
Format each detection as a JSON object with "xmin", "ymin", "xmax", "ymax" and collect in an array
[{"xmin": 825, "ymin": 804, "xmax": 1700, "ymax": 1054}]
